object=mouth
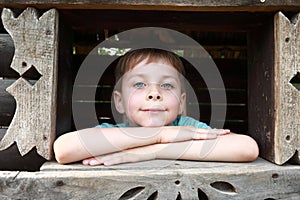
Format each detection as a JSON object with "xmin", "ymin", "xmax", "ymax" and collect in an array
[{"xmin": 140, "ymin": 108, "xmax": 166, "ymax": 113}]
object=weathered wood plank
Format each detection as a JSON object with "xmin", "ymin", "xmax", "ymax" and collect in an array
[
  {"xmin": 55, "ymin": 11, "xmax": 73, "ymax": 139},
  {"xmin": 75, "ymin": 86, "xmax": 247, "ymax": 104},
  {"xmin": 61, "ymin": 10, "xmax": 272, "ymax": 33},
  {"xmin": 0, "ymin": 170, "xmax": 19, "ymax": 180},
  {"xmin": 273, "ymin": 12, "xmax": 300, "ymax": 164},
  {"xmin": 248, "ymin": 16, "xmax": 276, "ymax": 163},
  {"xmin": 0, "ymin": 34, "xmax": 17, "ymax": 78},
  {"xmin": 0, "ymin": 79, "xmax": 15, "ymax": 126},
  {"xmin": 1, "ymin": 158, "xmax": 299, "ymax": 199},
  {"xmin": 0, "ymin": 128, "xmax": 6, "ymax": 140},
  {"xmin": 0, "ymin": 8, "xmax": 5, "ymax": 33},
  {"xmin": 0, "ymin": 8, "xmax": 59, "ymax": 160},
  {"xmin": 248, "ymin": 12, "xmax": 300, "ymax": 165},
  {"xmin": 0, "ymin": 0, "xmax": 299, "ymax": 11}
]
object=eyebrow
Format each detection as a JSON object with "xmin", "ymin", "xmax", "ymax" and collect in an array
[{"xmin": 127, "ymin": 74, "xmax": 179, "ymax": 82}]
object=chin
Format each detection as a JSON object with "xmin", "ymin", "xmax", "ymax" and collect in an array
[
  {"xmin": 138, "ymin": 121, "xmax": 168, "ymax": 127},
  {"xmin": 144, "ymin": 124, "xmax": 165, "ymax": 127}
]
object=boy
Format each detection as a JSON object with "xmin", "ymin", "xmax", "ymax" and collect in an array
[{"xmin": 54, "ymin": 48, "xmax": 258, "ymax": 166}]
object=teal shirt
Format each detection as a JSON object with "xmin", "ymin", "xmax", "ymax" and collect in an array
[{"xmin": 96, "ymin": 116, "xmax": 211, "ymax": 129}]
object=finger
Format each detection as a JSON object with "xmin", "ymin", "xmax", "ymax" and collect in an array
[
  {"xmin": 82, "ymin": 157, "xmax": 94, "ymax": 165},
  {"xmin": 191, "ymin": 128, "xmax": 230, "ymax": 140},
  {"xmin": 218, "ymin": 129, "xmax": 231, "ymax": 135},
  {"xmin": 208, "ymin": 129, "xmax": 230, "ymax": 135},
  {"xmin": 82, "ymin": 157, "xmax": 103, "ymax": 166},
  {"xmin": 103, "ymin": 149, "xmax": 155, "ymax": 166},
  {"xmin": 194, "ymin": 128, "xmax": 230, "ymax": 135},
  {"xmin": 192, "ymin": 132, "xmax": 217, "ymax": 140},
  {"xmin": 89, "ymin": 158, "xmax": 103, "ymax": 166},
  {"xmin": 97, "ymin": 152, "xmax": 127, "ymax": 166}
]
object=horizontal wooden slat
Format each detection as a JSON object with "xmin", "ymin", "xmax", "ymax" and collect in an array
[
  {"xmin": 59, "ymin": 10, "xmax": 276, "ymax": 34},
  {"xmin": 187, "ymin": 78, "xmax": 247, "ymax": 89},
  {"xmin": 188, "ymin": 104, "xmax": 247, "ymax": 120},
  {"xmin": 198, "ymin": 119, "xmax": 248, "ymax": 132},
  {"xmin": 0, "ymin": 158, "xmax": 297, "ymax": 199},
  {"xmin": 195, "ymin": 89, "xmax": 247, "ymax": 104},
  {"xmin": 0, "ymin": 9, "xmax": 5, "ymax": 33},
  {"xmin": 0, "ymin": 128, "xmax": 6, "ymax": 140},
  {"xmin": 223, "ymin": 121, "xmax": 247, "ymax": 133},
  {"xmin": 74, "ymin": 101, "xmax": 247, "ymax": 122},
  {"xmin": 73, "ymin": 56, "xmax": 247, "ymax": 86},
  {"xmin": 73, "ymin": 56, "xmax": 247, "ymax": 87},
  {"xmin": 0, "ymin": 79, "xmax": 15, "ymax": 126},
  {"xmin": 73, "ymin": 101, "xmax": 247, "ymax": 120},
  {"xmin": 0, "ymin": 1, "xmax": 299, "ymax": 11},
  {"xmin": 73, "ymin": 86, "xmax": 247, "ymax": 104},
  {"xmin": 72, "ymin": 55, "xmax": 117, "ymax": 85},
  {"xmin": 213, "ymin": 59, "xmax": 247, "ymax": 78},
  {"xmin": 0, "ymin": 34, "xmax": 17, "ymax": 78},
  {"xmin": 184, "ymin": 58, "xmax": 247, "ymax": 89},
  {"xmin": 72, "ymin": 55, "xmax": 248, "ymax": 132},
  {"xmin": 0, "ymin": 112, "xmax": 13, "ymax": 126},
  {"xmin": 72, "ymin": 101, "xmax": 119, "ymax": 129}
]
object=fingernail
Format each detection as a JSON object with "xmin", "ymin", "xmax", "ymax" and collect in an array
[
  {"xmin": 90, "ymin": 160, "xmax": 99, "ymax": 165},
  {"xmin": 82, "ymin": 160, "xmax": 88, "ymax": 165}
]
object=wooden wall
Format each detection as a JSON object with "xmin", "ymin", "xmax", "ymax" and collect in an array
[
  {"xmin": 0, "ymin": 8, "xmax": 73, "ymax": 170},
  {"xmin": 0, "ymin": 3, "xmax": 299, "ymax": 170}
]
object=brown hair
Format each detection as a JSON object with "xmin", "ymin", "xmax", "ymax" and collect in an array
[{"xmin": 114, "ymin": 48, "xmax": 186, "ymax": 90}]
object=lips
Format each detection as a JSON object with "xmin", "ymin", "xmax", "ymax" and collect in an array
[{"xmin": 140, "ymin": 108, "xmax": 166, "ymax": 113}]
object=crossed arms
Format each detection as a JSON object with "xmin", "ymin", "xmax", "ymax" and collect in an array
[{"xmin": 53, "ymin": 126, "xmax": 259, "ymax": 166}]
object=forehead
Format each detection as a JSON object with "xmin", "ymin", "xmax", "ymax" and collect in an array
[{"xmin": 124, "ymin": 60, "xmax": 180, "ymax": 78}]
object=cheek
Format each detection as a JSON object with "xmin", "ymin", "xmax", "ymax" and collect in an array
[
  {"xmin": 125, "ymin": 90, "xmax": 145, "ymax": 110},
  {"xmin": 168, "ymin": 99, "xmax": 181, "ymax": 110},
  {"xmin": 164, "ymin": 92, "xmax": 182, "ymax": 110}
]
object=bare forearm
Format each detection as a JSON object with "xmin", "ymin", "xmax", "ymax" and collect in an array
[
  {"xmin": 156, "ymin": 133, "xmax": 259, "ymax": 162},
  {"xmin": 54, "ymin": 126, "xmax": 224, "ymax": 164},
  {"xmin": 90, "ymin": 133, "xmax": 259, "ymax": 166},
  {"xmin": 54, "ymin": 127, "xmax": 159, "ymax": 164}
]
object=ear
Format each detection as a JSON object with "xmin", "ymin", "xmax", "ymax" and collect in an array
[
  {"xmin": 179, "ymin": 92, "xmax": 186, "ymax": 115},
  {"xmin": 113, "ymin": 91, "xmax": 125, "ymax": 114}
]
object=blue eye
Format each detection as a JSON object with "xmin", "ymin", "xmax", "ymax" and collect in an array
[
  {"xmin": 134, "ymin": 82, "xmax": 146, "ymax": 88},
  {"xmin": 161, "ymin": 83, "xmax": 174, "ymax": 89}
]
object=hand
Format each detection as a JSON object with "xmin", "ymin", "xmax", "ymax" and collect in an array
[
  {"xmin": 82, "ymin": 144, "xmax": 159, "ymax": 166},
  {"xmin": 82, "ymin": 127, "xmax": 230, "ymax": 166},
  {"xmin": 157, "ymin": 126, "xmax": 230, "ymax": 143}
]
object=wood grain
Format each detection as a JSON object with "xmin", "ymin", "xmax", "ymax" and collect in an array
[
  {"xmin": 0, "ymin": 8, "xmax": 59, "ymax": 160},
  {"xmin": 0, "ymin": 34, "xmax": 17, "ymax": 78},
  {"xmin": 0, "ymin": 79, "xmax": 15, "ymax": 126},
  {"xmin": 274, "ymin": 12, "xmax": 300, "ymax": 164},
  {"xmin": 1, "ymin": 158, "xmax": 299, "ymax": 199},
  {"xmin": 0, "ymin": 0, "xmax": 299, "ymax": 11},
  {"xmin": 248, "ymin": 12, "xmax": 276, "ymax": 163},
  {"xmin": 248, "ymin": 12, "xmax": 300, "ymax": 165}
]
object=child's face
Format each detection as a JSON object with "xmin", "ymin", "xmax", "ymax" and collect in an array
[{"xmin": 114, "ymin": 59, "xmax": 186, "ymax": 127}]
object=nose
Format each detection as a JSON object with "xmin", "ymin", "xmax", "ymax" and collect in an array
[{"xmin": 146, "ymin": 86, "xmax": 162, "ymax": 101}]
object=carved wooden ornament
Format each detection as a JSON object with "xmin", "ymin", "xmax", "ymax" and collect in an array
[
  {"xmin": 0, "ymin": 8, "xmax": 58, "ymax": 159},
  {"xmin": 274, "ymin": 12, "xmax": 300, "ymax": 164}
]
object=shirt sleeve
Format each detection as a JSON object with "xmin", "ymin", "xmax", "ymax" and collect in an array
[
  {"xmin": 95, "ymin": 123, "xmax": 114, "ymax": 128},
  {"xmin": 95, "ymin": 123, "xmax": 128, "ymax": 128},
  {"xmin": 177, "ymin": 116, "xmax": 211, "ymax": 129}
]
